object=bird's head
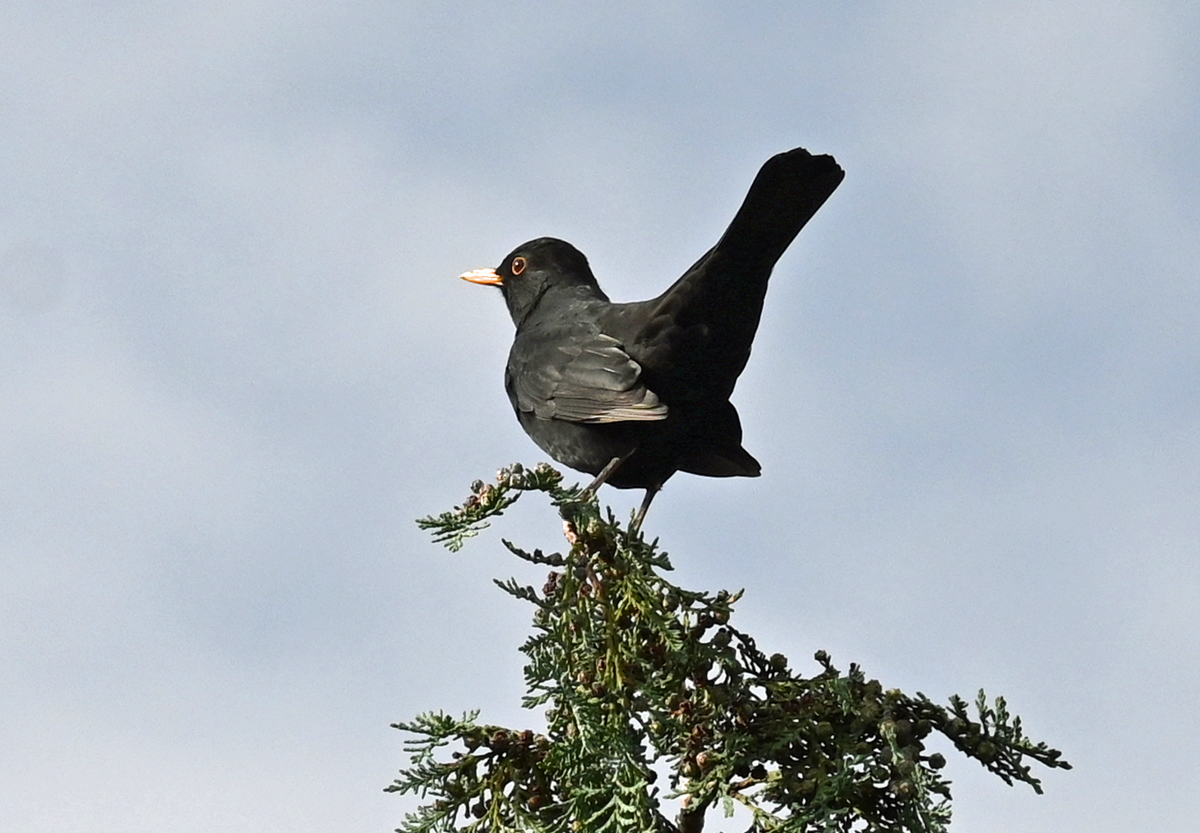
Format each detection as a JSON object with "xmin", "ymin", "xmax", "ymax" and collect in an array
[{"xmin": 460, "ymin": 237, "xmax": 606, "ymax": 327}]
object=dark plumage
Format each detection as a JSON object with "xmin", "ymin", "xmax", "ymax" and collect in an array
[{"xmin": 462, "ymin": 147, "xmax": 844, "ymax": 527}]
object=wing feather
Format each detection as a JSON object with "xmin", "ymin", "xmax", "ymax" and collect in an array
[{"xmin": 508, "ymin": 333, "xmax": 668, "ymax": 424}]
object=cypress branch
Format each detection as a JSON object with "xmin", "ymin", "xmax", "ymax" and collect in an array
[{"xmin": 393, "ymin": 464, "xmax": 1070, "ymax": 832}]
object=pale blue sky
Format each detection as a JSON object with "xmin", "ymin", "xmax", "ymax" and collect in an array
[{"xmin": 3, "ymin": 3, "xmax": 1198, "ymax": 831}]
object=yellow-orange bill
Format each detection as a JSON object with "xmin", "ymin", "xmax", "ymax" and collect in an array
[{"xmin": 460, "ymin": 268, "xmax": 503, "ymax": 286}]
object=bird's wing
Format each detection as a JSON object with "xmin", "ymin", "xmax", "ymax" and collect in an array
[{"xmin": 507, "ymin": 332, "xmax": 668, "ymax": 424}]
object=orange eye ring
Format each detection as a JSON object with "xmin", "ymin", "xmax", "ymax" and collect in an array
[{"xmin": 511, "ymin": 256, "xmax": 527, "ymax": 276}]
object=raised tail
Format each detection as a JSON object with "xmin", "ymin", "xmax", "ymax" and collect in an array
[
  {"xmin": 634, "ymin": 147, "xmax": 843, "ymax": 401},
  {"xmin": 716, "ymin": 147, "xmax": 844, "ymax": 267}
]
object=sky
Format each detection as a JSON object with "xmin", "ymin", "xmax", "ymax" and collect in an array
[{"xmin": 2, "ymin": 2, "xmax": 1198, "ymax": 831}]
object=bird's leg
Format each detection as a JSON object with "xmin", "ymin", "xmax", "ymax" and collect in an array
[
  {"xmin": 583, "ymin": 455, "xmax": 626, "ymax": 496},
  {"xmin": 630, "ymin": 484, "xmax": 660, "ymax": 533},
  {"xmin": 579, "ymin": 453, "xmax": 659, "ymax": 532},
  {"xmin": 565, "ymin": 455, "xmax": 628, "ymax": 545}
]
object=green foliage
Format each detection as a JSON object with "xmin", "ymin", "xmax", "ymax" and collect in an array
[
  {"xmin": 415, "ymin": 464, "xmax": 563, "ymax": 551},
  {"xmin": 394, "ymin": 464, "xmax": 1070, "ymax": 832}
]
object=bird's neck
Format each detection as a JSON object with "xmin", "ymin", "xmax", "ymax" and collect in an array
[{"xmin": 508, "ymin": 281, "xmax": 608, "ymax": 329}]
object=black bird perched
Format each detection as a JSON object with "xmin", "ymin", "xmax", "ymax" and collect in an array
[{"xmin": 462, "ymin": 147, "xmax": 843, "ymax": 528}]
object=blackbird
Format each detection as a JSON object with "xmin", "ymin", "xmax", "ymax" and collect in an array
[{"xmin": 462, "ymin": 147, "xmax": 843, "ymax": 527}]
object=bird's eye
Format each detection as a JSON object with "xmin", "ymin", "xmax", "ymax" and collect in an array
[{"xmin": 511, "ymin": 256, "xmax": 527, "ymax": 276}]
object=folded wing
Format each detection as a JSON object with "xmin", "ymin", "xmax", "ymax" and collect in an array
[{"xmin": 507, "ymin": 332, "xmax": 668, "ymax": 424}]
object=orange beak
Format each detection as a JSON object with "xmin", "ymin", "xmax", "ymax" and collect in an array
[{"xmin": 460, "ymin": 268, "xmax": 503, "ymax": 286}]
